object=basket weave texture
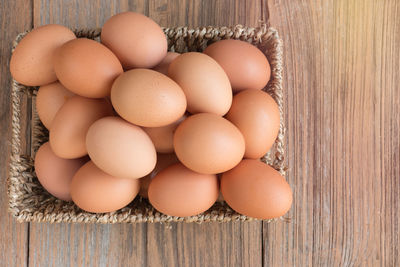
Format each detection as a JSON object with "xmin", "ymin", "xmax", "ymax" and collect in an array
[{"xmin": 8, "ymin": 24, "xmax": 285, "ymax": 223}]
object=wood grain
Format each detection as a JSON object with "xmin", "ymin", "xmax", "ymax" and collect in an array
[
  {"xmin": 146, "ymin": 222, "xmax": 262, "ymax": 267},
  {"xmin": 29, "ymin": 1, "xmax": 263, "ymax": 267},
  {"xmin": 265, "ymin": 0, "xmax": 400, "ymax": 266},
  {"xmin": 2, "ymin": 0, "xmax": 399, "ymax": 266},
  {"xmin": 0, "ymin": 0, "xmax": 32, "ymax": 266}
]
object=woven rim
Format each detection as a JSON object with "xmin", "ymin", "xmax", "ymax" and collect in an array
[{"xmin": 8, "ymin": 24, "xmax": 285, "ymax": 224}]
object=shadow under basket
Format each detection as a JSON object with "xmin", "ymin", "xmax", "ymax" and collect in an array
[{"xmin": 8, "ymin": 24, "xmax": 285, "ymax": 224}]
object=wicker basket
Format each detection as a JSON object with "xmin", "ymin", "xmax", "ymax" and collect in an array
[{"xmin": 8, "ymin": 24, "xmax": 285, "ymax": 223}]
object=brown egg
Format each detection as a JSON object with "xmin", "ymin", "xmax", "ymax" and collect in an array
[
  {"xmin": 152, "ymin": 52, "xmax": 180, "ymax": 75},
  {"xmin": 86, "ymin": 116, "xmax": 157, "ymax": 179},
  {"xmin": 71, "ymin": 161, "xmax": 140, "ymax": 213},
  {"xmin": 226, "ymin": 90, "xmax": 280, "ymax": 159},
  {"xmin": 10, "ymin": 24, "xmax": 76, "ymax": 86},
  {"xmin": 50, "ymin": 96, "xmax": 113, "ymax": 159},
  {"xmin": 143, "ymin": 115, "xmax": 186, "ymax": 153},
  {"xmin": 101, "ymin": 12, "xmax": 167, "ymax": 69},
  {"xmin": 204, "ymin": 39, "xmax": 271, "ymax": 92},
  {"xmin": 148, "ymin": 163, "xmax": 219, "ymax": 217},
  {"xmin": 221, "ymin": 159, "xmax": 292, "ymax": 219},
  {"xmin": 34, "ymin": 142, "xmax": 88, "ymax": 201},
  {"xmin": 111, "ymin": 69, "xmax": 186, "ymax": 127},
  {"xmin": 174, "ymin": 113, "xmax": 245, "ymax": 174},
  {"xmin": 168, "ymin": 52, "xmax": 232, "ymax": 115},
  {"xmin": 36, "ymin": 82, "xmax": 75, "ymax": 129},
  {"xmin": 54, "ymin": 38, "xmax": 123, "ymax": 98},
  {"xmin": 139, "ymin": 153, "xmax": 179, "ymax": 198}
]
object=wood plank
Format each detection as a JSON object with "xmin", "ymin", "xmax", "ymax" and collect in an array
[
  {"xmin": 33, "ymin": 0, "xmax": 146, "ymax": 28},
  {"xmin": 29, "ymin": 223, "xmax": 147, "ymax": 266},
  {"xmin": 148, "ymin": 0, "xmax": 262, "ymax": 27},
  {"xmin": 265, "ymin": 0, "xmax": 400, "ymax": 266},
  {"xmin": 30, "ymin": 2, "xmax": 149, "ymax": 267},
  {"xmin": 29, "ymin": 1, "xmax": 264, "ymax": 266},
  {"xmin": 147, "ymin": 1, "xmax": 263, "ymax": 267},
  {"xmin": 0, "ymin": 0, "xmax": 32, "ymax": 266},
  {"xmin": 147, "ymin": 222, "xmax": 262, "ymax": 267}
]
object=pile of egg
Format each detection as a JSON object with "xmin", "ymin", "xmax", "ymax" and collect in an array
[{"xmin": 10, "ymin": 12, "xmax": 292, "ymax": 219}]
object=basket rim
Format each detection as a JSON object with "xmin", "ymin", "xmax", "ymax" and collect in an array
[{"xmin": 8, "ymin": 24, "xmax": 286, "ymax": 224}]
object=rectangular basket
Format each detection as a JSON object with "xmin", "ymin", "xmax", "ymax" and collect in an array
[{"xmin": 8, "ymin": 24, "xmax": 285, "ymax": 223}]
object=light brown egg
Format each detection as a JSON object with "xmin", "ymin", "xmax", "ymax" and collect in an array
[
  {"xmin": 148, "ymin": 163, "xmax": 219, "ymax": 217},
  {"xmin": 168, "ymin": 52, "xmax": 232, "ymax": 115},
  {"xmin": 101, "ymin": 12, "xmax": 167, "ymax": 69},
  {"xmin": 86, "ymin": 116, "xmax": 157, "ymax": 179},
  {"xmin": 139, "ymin": 153, "xmax": 179, "ymax": 198},
  {"xmin": 226, "ymin": 90, "xmax": 280, "ymax": 159},
  {"xmin": 221, "ymin": 159, "xmax": 292, "ymax": 219},
  {"xmin": 53, "ymin": 38, "xmax": 123, "ymax": 98},
  {"xmin": 49, "ymin": 96, "xmax": 113, "ymax": 159},
  {"xmin": 204, "ymin": 39, "xmax": 271, "ymax": 92},
  {"xmin": 71, "ymin": 161, "xmax": 140, "ymax": 213},
  {"xmin": 10, "ymin": 24, "xmax": 76, "ymax": 86},
  {"xmin": 152, "ymin": 52, "xmax": 180, "ymax": 75},
  {"xmin": 36, "ymin": 82, "xmax": 75, "ymax": 129},
  {"xmin": 34, "ymin": 142, "xmax": 88, "ymax": 201},
  {"xmin": 174, "ymin": 113, "xmax": 245, "ymax": 174},
  {"xmin": 111, "ymin": 69, "xmax": 186, "ymax": 127},
  {"xmin": 142, "ymin": 115, "xmax": 186, "ymax": 153}
]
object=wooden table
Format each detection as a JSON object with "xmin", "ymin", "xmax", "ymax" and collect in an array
[{"xmin": 1, "ymin": 1, "xmax": 399, "ymax": 266}]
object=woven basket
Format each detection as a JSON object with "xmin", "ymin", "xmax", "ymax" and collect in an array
[{"xmin": 8, "ymin": 24, "xmax": 285, "ymax": 223}]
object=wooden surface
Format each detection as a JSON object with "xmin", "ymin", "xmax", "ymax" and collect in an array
[{"xmin": 0, "ymin": 0, "xmax": 399, "ymax": 266}]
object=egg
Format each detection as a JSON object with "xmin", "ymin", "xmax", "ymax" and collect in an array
[
  {"xmin": 168, "ymin": 52, "xmax": 232, "ymax": 115},
  {"xmin": 101, "ymin": 12, "xmax": 167, "ymax": 69},
  {"xmin": 204, "ymin": 39, "xmax": 271, "ymax": 92},
  {"xmin": 10, "ymin": 24, "xmax": 76, "ymax": 86},
  {"xmin": 174, "ymin": 113, "xmax": 245, "ymax": 174},
  {"xmin": 138, "ymin": 153, "xmax": 179, "ymax": 198},
  {"xmin": 142, "ymin": 115, "xmax": 186, "ymax": 153},
  {"xmin": 86, "ymin": 116, "xmax": 157, "ymax": 179},
  {"xmin": 36, "ymin": 82, "xmax": 75, "ymax": 129},
  {"xmin": 226, "ymin": 90, "xmax": 280, "ymax": 158},
  {"xmin": 111, "ymin": 69, "xmax": 186, "ymax": 127},
  {"xmin": 53, "ymin": 38, "xmax": 123, "ymax": 98},
  {"xmin": 34, "ymin": 142, "xmax": 88, "ymax": 201},
  {"xmin": 148, "ymin": 163, "xmax": 219, "ymax": 217},
  {"xmin": 221, "ymin": 159, "xmax": 292, "ymax": 219},
  {"xmin": 50, "ymin": 96, "xmax": 113, "ymax": 159},
  {"xmin": 71, "ymin": 161, "xmax": 140, "ymax": 213},
  {"xmin": 152, "ymin": 52, "xmax": 180, "ymax": 75}
]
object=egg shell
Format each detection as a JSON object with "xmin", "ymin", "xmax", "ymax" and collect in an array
[
  {"xmin": 204, "ymin": 39, "xmax": 271, "ymax": 92},
  {"xmin": 10, "ymin": 24, "xmax": 76, "ymax": 86},
  {"xmin": 168, "ymin": 52, "xmax": 232, "ymax": 115},
  {"xmin": 139, "ymin": 153, "xmax": 179, "ymax": 198},
  {"xmin": 221, "ymin": 159, "xmax": 292, "ymax": 219},
  {"xmin": 50, "ymin": 96, "xmax": 113, "ymax": 159},
  {"xmin": 34, "ymin": 142, "xmax": 88, "ymax": 201},
  {"xmin": 142, "ymin": 115, "xmax": 186, "ymax": 153},
  {"xmin": 36, "ymin": 82, "xmax": 75, "ymax": 129},
  {"xmin": 54, "ymin": 38, "xmax": 123, "ymax": 98},
  {"xmin": 71, "ymin": 161, "xmax": 140, "ymax": 213},
  {"xmin": 111, "ymin": 69, "xmax": 186, "ymax": 127},
  {"xmin": 101, "ymin": 12, "xmax": 167, "ymax": 69},
  {"xmin": 86, "ymin": 116, "xmax": 157, "ymax": 179},
  {"xmin": 148, "ymin": 163, "xmax": 219, "ymax": 217},
  {"xmin": 152, "ymin": 52, "xmax": 180, "ymax": 75},
  {"xmin": 226, "ymin": 90, "xmax": 280, "ymax": 158},
  {"xmin": 173, "ymin": 113, "xmax": 245, "ymax": 174}
]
